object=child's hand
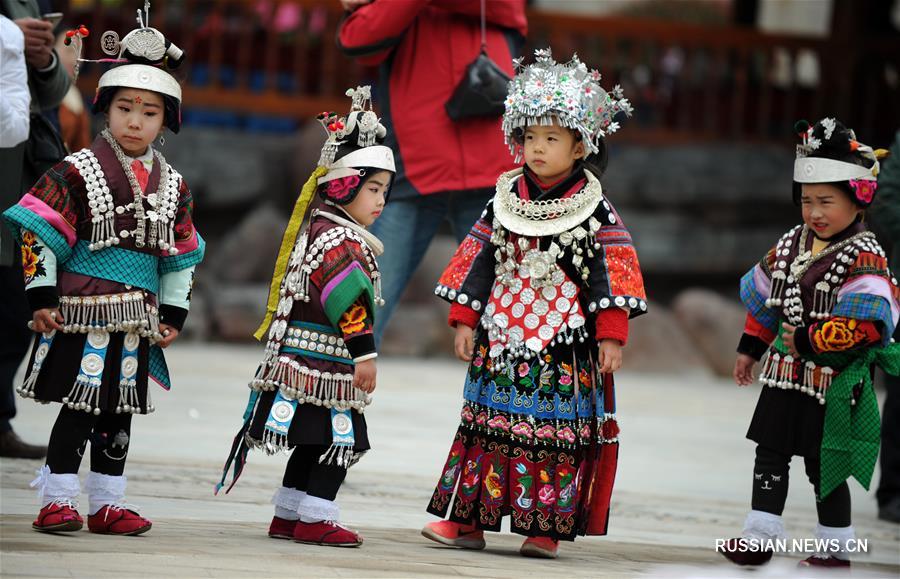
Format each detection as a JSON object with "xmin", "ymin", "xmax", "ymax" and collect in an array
[
  {"xmin": 598, "ymin": 339, "xmax": 622, "ymax": 373},
  {"xmin": 454, "ymin": 325, "xmax": 474, "ymax": 362},
  {"xmin": 354, "ymin": 359, "xmax": 376, "ymax": 393},
  {"xmin": 31, "ymin": 308, "xmax": 63, "ymax": 333},
  {"xmin": 781, "ymin": 323, "xmax": 800, "ymax": 357},
  {"xmin": 157, "ymin": 324, "xmax": 179, "ymax": 348},
  {"xmin": 734, "ymin": 354, "xmax": 756, "ymax": 386}
]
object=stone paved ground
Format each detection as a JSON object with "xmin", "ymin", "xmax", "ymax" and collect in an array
[{"xmin": 1, "ymin": 344, "xmax": 898, "ymax": 577}]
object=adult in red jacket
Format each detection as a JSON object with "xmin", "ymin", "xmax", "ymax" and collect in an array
[{"xmin": 338, "ymin": 0, "xmax": 527, "ymax": 343}]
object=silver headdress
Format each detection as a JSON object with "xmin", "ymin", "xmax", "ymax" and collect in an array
[
  {"xmin": 67, "ymin": 1, "xmax": 184, "ymax": 105},
  {"xmin": 316, "ymin": 86, "xmax": 394, "ymax": 185},
  {"xmin": 502, "ymin": 48, "xmax": 633, "ymax": 162}
]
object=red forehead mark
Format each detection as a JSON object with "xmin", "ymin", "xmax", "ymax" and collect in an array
[{"xmin": 134, "ymin": 95, "xmax": 143, "ymax": 104}]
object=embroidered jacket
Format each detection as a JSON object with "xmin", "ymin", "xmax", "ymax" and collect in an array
[
  {"xmin": 738, "ymin": 220, "xmax": 900, "ymax": 400},
  {"xmin": 435, "ymin": 166, "xmax": 646, "ymax": 369},
  {"xmin": 2, "ymin": 134, "xmax": 204, "ymax": 389},
  {"xmin": 250, "ymin": 208, "xmax": 381, "ymax": 414}
]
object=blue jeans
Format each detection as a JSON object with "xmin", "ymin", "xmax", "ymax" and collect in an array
[{"xmin": 369, "ymin": 189, "xmax": 493, "ymax": 345}]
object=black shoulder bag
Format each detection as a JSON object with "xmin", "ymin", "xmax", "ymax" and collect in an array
[{"xmin": 444, "ymin": 0, "xmax": 510, "ymax": 121}]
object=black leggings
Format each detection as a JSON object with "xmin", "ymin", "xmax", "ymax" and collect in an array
[
  {"xmin": 282, "ymin": 445, "xmax": 347, "ymax": 501},
  {"xmin": 46, "ymin": 406, "xmax": 133, "ymax": 476},
  {"xmin": 751, "ymin": 445, "xmax": 851, "ymax": 527}
]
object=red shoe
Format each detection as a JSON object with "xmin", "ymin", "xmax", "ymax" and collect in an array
[
  {"xmin": 87, "ymin": 505, "xmax": 152, "ymax": 536},
  {"xmin": 32, "ymin": 501, "xmax": 83, "ymax": 533},
  {"xmin": 799, "ymin": 554, "xmax": 851, "ymax": 568},
  {"xmin": 719, "ymin": 537, "xmax": 774, "ymax": 566},
  {"xmin": 268, "ymin": 516, "xmax": 297, "ymax": 539},
  {"xmin": 293, "ymin": 520, "xmax": 363, "ymax": 547},
  {"xmin": 520, "ymin": 536, "xmax": 559, "ymax": 559},
  {"xmin": 421, "ymin": 520, "xmax": 485, "ymax": 550}
]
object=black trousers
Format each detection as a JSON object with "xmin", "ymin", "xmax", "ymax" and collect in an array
[
  {"xmin": 282, "ymin": 445, "xmax": 347, "ymax": 501},
  {"xmin": 45, "ymin": 406, "xmax": 133, "ymax": 476},
  {"xmin": 0, "ymin": 263, "xmax": 32, "ymax": 433},
  {"xmin": 751, "ymin": 445, "xmax": 851, "ymax": 527}
]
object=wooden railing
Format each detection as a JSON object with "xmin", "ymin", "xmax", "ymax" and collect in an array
[{"xmin": 68, "ymin": 0, "xmax": 899, "ymax": 145}]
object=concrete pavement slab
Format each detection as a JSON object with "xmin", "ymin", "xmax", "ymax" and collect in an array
[{"xmin": 1, "ymin": 344, "xmax": 898, "ymax": 577}]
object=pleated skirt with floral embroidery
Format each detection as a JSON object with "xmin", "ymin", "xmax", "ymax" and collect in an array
[{"xmin": 426, "ymin": 334, "xmax": 621, "ymax": 541}]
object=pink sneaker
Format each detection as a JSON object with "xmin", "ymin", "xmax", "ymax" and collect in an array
[
  {"xmin": 268, "ymin": 516, "xmax": 297, "ymax": 539},
  {"xmin": 293, "ymin": 520, "xmax": 363, "ymax": 547},
  {"xmin": 32, "ymin": 500, "xmax": 83, "ymax": 533},
  {"xmin": 421, "ymin": 520, "xmax": 485, "ymax": 550},
  {"xmin": 520, "ymin": 536, "xmax": 559, "ymax": 559}
]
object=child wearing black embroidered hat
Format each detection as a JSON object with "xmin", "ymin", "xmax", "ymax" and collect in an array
[{"xmin": 724, "ymin": 118, "xmax": 898, "ymax": 568}]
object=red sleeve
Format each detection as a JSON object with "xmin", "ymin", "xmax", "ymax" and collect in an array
[
  {"xmin": 337, "ymin": 0, "xmax": 429, "ymax": 66},
  {"xmin": 449, "ymin": 302, "xmax": 480, "ymax": 330},
  {"xmin": 743, "ymin": 312, "xmax": 776, "ymax": 345},
  {"xmin": 595, "ymin": 308, "xmax": 629, "ymax": 345}
]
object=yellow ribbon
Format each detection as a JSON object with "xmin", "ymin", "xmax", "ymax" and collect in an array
[{"xmin": 253, "ymin": 166, "xmax": 328, "ymax": 341}]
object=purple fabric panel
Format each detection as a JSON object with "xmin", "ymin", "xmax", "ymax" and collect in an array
[{"xmin": 319, "ymin": 260, "xmax": 365, "ymax": 309}]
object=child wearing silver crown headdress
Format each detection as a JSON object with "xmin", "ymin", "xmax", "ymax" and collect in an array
[
  {"xmin": 2, "ymin": 1, "xmax": 203, "ymax": 537},
  {"xmin": 721, "ymin": 118, "xmax": 898, "ymax": 569},
  {"xmin": 217, "ymin": 86, "xmax": 395, "ymax": 548},
  {"xmin": 422, "ymin": 48, "xmax": 647, "ymax": 558}
]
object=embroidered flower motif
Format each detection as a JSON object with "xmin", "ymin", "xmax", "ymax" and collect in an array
[
  {"xmin": 21, "ymin": 230, "xmax": 36, "ymax": 246},
  {"xmin": 517, "ymin": 362, "xmax": 530, "ymax": 377},
  {"xmin": 849, "ymin": 179, "xmax": 877, "ymax": 205},
  {"xmin": 558, "ymin": 362, "xmax": 573, "ymax": 387},
  {"xmin": 511, "ymin": 421, "xmax": 534, "ymax": 439},
  {"xmin": 535, "ymin": 424, "xmax": 557, "ymax": 440},
  {"xmin": 21, "ymin": 244, "xmax": 45, "ymax": 285},
  {"xmin": 487, "ymin": 414, "xmax": 511, "ymax": 432},
  {"xmin": 556, "ymin": 426, "xmax": 577, "ymax": 444},
  {"xmin": 578, "ymin": 368, "xmax": 591, "ymax": 388},
  {"xmin": 813, "ymin": 317, "xmax": 858, "ymax": 352},
  {"xmin": 325, "ymin": 175, "xmax": 360, "ymax": 202},
  {"xmin": 539, "ymin": 469, "xmax": 551, "ymax": 484},
  {"xmin": 579, "ymin": 423, "xmax": 592, "ymax": 440},
  {"xmin": 460, "ymin": 406, "xmax": 475, "ymax": 422},
  {"xmin": 538, "ymin": 484, "xmax": 556, "ymax": 506},
  {"xmin": 338, "ymin": 303, "xmax": 368, "ymax": 335}
]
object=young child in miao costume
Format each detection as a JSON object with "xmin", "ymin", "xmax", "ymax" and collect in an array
[
  {"xmin": 218, "ymin": 86, "xmax": 394, "ymax": 548},
  {"xmin": 723, "ymin": 118, "xmax": 898, "ymax": 568},
  {"xmin": 422, "ymin": 48, "xmax": 647, "ymax": 559},
  {"xmin": 2, "ymin": 1, "xmax": 203, "ymax": 536}
]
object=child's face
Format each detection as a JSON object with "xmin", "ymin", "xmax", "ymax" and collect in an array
[
  {"xmin": 523, "ymin": 120, "xmax": 585, "ymax": 184},
  {"xmin": 801, "ymin": 183, "xmax": 861, "ymax": 239},
  {"xmin": 106, "ymin": 88, "xmax": 165, "ymax": 157},
  {"xmin": 342, "ymin": 170, "xmax": 391, "ymax": 227}
]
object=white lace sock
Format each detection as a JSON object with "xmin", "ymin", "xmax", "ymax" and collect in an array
[
  {"xmin": 742, "ymin": 509, "xmax": 786, "ymax": 541},
  {"xmin": 814, "ymin": 523, "xmax": 855, "ymax": 561},
  {"xmin": 297, "ymin": 494, "xmax": 339, "ymax": 523},
  {"xmin": 271, "ymin": 486, "xmax": 306, "ymax": 521},
  {"xmin": 85, "ymin": 471, "xmax": 126, "ymax": 515},
  {"xmin": 30, "ymin": 465, "xmax": 80, "ymax": 508}
]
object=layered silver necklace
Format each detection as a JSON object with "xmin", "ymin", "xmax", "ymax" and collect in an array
[{"xmin": 101, "ymin": 129, "xmax": 179, "ymax": 254}]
